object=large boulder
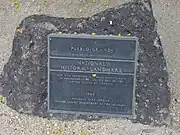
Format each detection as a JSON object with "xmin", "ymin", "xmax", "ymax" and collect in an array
[{"xmin": 0, "ymin": 2, "xmax": 170, "ymax": 125}]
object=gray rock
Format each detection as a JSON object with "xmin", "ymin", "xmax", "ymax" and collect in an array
[{"xmin": 0, "ymin": 2, "xmax": 170, "ymax": 126}]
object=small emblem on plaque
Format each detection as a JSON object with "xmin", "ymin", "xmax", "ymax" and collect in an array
[{"xmin": 92, "ymin": 74, "xmax": 97, "ymax": 77}]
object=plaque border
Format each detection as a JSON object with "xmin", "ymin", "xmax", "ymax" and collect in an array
[{"xmin": 47, "ymin": 34, "xmax": 139, "ymax": 119}]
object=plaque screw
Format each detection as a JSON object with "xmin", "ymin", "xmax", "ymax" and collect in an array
[{"xmin": 92, "ymin": 74, "xmax": 97, "ymax": 77}]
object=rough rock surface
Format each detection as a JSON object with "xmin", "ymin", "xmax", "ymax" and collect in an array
[{"xmin": 0, "ymin": 2, "xmax": 170, "ymax": 125}]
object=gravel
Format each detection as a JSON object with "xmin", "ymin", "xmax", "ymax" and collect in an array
[
  {"xmin": 0, "ymin": 0, "xmax": 180, "ymax": 135},
  {"xmin": 151, "ymin": 0, "xmax": 180, "ymax": 130},
  {"xmin": 0, "ymin": 103, "xmax": 180, "ymax": 135}
]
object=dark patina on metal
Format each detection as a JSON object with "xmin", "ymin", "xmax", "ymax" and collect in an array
[{"xmin": 48, "ymin": 34, "xmax": 138, "ymax": 118}]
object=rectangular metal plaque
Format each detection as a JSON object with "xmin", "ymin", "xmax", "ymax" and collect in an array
[{"xmin": 48, "ymin": 34, "xmax": 138, "ymax": 118}]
